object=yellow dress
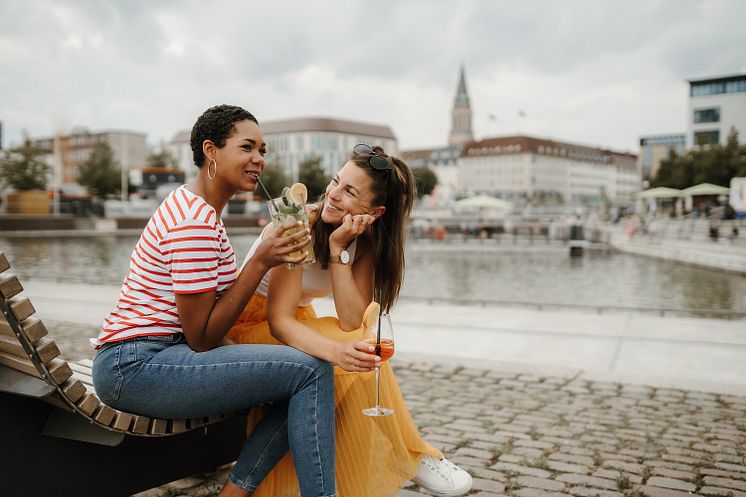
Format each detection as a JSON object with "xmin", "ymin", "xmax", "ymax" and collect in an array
[{"xmin": 227, "ymin": 293, "xmax": 443, "ymax": 497}]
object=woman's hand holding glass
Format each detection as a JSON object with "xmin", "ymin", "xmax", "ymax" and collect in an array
[
  {"xmin": 253, "ymin": 219, "xmax": 311, "ymax": 270},
  {"xmin": 333, "ymin": 340, "xmax": 379, "ymax": 372}
]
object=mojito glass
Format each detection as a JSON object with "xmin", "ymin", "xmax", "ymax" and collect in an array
[{"xmin": 267, "ymin": 185, "xmax": 315, "ymax": 269}]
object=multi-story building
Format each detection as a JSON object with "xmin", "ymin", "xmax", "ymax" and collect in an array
[
  {"xmin": 401, "ymin": 145, "xmax": 463, "ymax": 201},
  {"xmin": 637, "ymin": 134, "xmax": 686, "ymax": 182},
  {"xmin": 261, "ymin": 117, "xmax": 397, "ymax": 181},
  {"xmin": 170, "ymin": 117, "xmax": 397, "ymax": 182},
  {"xmin": 458, "ymin": 136, "xmax": 638, "ymax": 206},
  {"xmin": 34, "ymin": 129, "xmax": 148, "ymax": 189},
  {"xmin": 687, "ymin": 73, "xmax": 746, "ymax": 147}
]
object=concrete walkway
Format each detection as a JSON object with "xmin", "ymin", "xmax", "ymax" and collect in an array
[{"xmin": 21, "ymin": 280, "xmax": 746, "ymax": 396}]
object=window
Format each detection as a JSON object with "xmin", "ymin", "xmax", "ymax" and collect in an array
[
  {"xmin": 691, "ymin": 78, "xmax": 746, "ymax": 96},
  {"xmin": 694, "ymin": 108, "xmax": 720, "ymax": 123},
  {"xmin": 694, "ymin": 130, "xmax": 720, "ymax": 146}
]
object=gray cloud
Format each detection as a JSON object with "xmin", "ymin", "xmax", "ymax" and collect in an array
[{"xmin": 1, "ymin": 0, "xmax": 744, "ymax": 152}]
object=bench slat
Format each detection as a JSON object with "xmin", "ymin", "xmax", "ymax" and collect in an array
[
  {"xmin": 112, "ymin": 411, "xmax": 133, "ymax": 431},
  {"xmin": 0, "ymin": 316, "xmax": 48, "ymax": 342},
  {"xmin": 190, "ymin": 417, "xmax": 206, "ymax": 429},
  {"xmin": 93, "ymin": 404, "xmax": 116, "ymax": 426},
  {"xmin": 77, "ymin": 393, "xmax": 100, "ymax": 416},
  {"xmin": 0, "ymin": 252, "xmax": 9, "ymax": 273},
  {"xmin": 131, "ymin": 415, "xmax": 150, "ymax": 434},
  {"xmin": 0, "ymin": 273, "xmax": 23, "ymax": 299},
  {"xmin": 79, "ymin": 358, "xmax": 94, "ymax": 368},
  {"xmin": 149, "ymin": 418, "xmax": 168, "ymax": 435},
  {"xmin": 60, "ymin": 378, "xmax": 87, "ymax": 403},
  {"xmin": 8, "ymin": 296, "xmax": 35, "ymax": 322},
  {"xmin": 0, "ymin": 335, "xmax": 60, "ymax": 363},
  {"xmin": 170, "ymin": 419, "xmax": 188, "ymax": 434}
]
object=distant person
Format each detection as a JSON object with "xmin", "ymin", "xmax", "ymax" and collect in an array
[
  {"xmin": 227, "ymin": 144, "xmax": 472, "ymax": 497},
  {"xmin": 91, "ymin": 105, "xmax": 336, "ymax": 497}
]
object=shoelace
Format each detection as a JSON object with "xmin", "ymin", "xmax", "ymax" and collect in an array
[{"xmin": 422, "ymin": 456, "xmax": 457, "ymax": 482}]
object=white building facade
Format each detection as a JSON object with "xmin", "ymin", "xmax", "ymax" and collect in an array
[
  {"xmin": 260, "ymin": 117, "xmax": 397, "ymax": 181},
  {"xmin": 687, "ymin": 73, "xmax": 746, "ymax": 147},
  {"xmin": 458, "ymin": 136, "xmax": 638, "ymax": 206}
]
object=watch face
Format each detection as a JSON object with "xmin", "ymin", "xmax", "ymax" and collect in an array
[{"xmin": 340, "ymin": 250, "xmax": 350, "ymax": 264}]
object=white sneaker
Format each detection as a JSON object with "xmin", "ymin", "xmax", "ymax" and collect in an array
[{"xmin": 412, "ymin": 456, "xmax": 473, "ymax": 496}]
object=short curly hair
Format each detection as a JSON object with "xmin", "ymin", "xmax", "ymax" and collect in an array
[{"xmin": 190, "ymin": 105, "xmax": 258, "ymax": 168}]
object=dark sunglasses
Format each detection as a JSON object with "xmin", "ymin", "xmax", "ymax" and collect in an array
[{"xmin": 353, "ymin": 143, "xmax": 392, "ymax": 171}]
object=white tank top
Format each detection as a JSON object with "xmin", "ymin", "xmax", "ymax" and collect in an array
[{"xmin": 243, "ymin": 227, "xmax": 358, "ymax": 307}]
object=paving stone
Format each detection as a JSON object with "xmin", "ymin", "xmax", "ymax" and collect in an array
[
  {"xmin": 592, "ymin": 469, "xmax": 642, "ymax": 484},
  {"xmin": 650, "ymin": 467, "xmax": 695, "ymax": 481},
  {"xmin": 567, "ymin": 486, "xmax": 625, "ymax": 497},
  {"xmin": 455, "ymin": 446, "xmax": 495, "ymax": 460},
  {"xmin": 635, "ymin": 484, "xmax": 702, "ymax": 497},
  {"xmin": 699, "ymin": 487, "xmax": 746, "ymax": 497},
  {"xmin": 472, "ymin": 477, "xmax": 507, "ymax": 493},
  {"xmin": 601, "ymin": 460, "xmax": 645, "ymax": 474},
  {"xmin": 515, "ymin": 476, "xmax": 566, "ymax": 491},
  {"xmin": 704, "ymin": 476, "xmax": 746, "ymax": 492},
  {"xmin": 513, "ymin": 488, "xmax": 573, "ymax": 497},
  {"xmin": 547, "ymin": 460, "xmax": 592, "ymax": 475},
  {"xmin": 491, "ymin": 462, "xmax": 552, "ymax": 478},
  {"xmin": 700, "ymin": 468, "xmax": 746, "ymax": 479},
  {"xmin": 549, "ymin": 453, "xmax": 596, "ymax": 467},
  {"xmin": 645, "ymin": 476, "xmax": 697, "ymax": 492},
  {"xmin": 555, "ymin": 474, "xmax": 618, "ymax": 490},
  {"xmin": 470, "ymin": 492, "xmax": 510, "ymax": 497},
  {"xmin": 471, "ymin": 467, "xmax": 509, "ymax": 482}
]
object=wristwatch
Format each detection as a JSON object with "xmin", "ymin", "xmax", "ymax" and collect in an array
[{"xmin": 330, "ymin": 249, "xmax": 350, "ymax": 265}]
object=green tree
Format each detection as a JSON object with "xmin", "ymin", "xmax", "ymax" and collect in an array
[
  {"xmin": 78, "ymin": 142, "xmax": 121, "ymax": 199},
  {"xmin": 652, "ymin": 128, "xmax": 746, "ymax": 189},
  {"xmin": 0, "ymin": 138, "xmax": 50, "ymax": 191},
  {"xmin": 412, "ymin": 167, "xmax": 438, "ymax": 198},
  {"xmin": 299, "ymin": 157, "xmax": 330, "ymax": 201},
  {"xmin": 146, "ymin": 148, "xmax": 177, "ymax": 169},
  {"xmin": 258, "ymin": 162, "xmax": 289, "ymax": 198}
]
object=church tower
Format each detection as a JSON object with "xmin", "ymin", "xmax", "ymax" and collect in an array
[{"xmin": 448, "ymin": 64, "xmax": 474, "ymax": 146}]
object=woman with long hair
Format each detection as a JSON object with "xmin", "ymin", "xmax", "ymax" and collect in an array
[{"xmin": 228, "ymin": 144, "xmax": 472, "ymax": 497}]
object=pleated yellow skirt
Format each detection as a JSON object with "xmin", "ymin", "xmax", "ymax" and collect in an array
[{"xmin": 227, "ymin": 293, "xmax": 442, "ymax": 497}]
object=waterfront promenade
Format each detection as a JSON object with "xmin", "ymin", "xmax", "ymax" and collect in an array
[{"xmin": 15, "ymin": 280, "xmax": 746, "ymax": 496}]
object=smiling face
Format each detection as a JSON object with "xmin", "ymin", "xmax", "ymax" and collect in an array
[
  {"xmin": 208, "ymin": 119, "xmax": 266, "ymax": 192},
  {"xmin": 321, "ymin": 161, "xmax": 385, "ymax": 225}
]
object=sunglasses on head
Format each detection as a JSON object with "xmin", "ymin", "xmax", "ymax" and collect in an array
[{"xmin": 353, "ymin": 143, "xmax": 392, "ymax": 171}]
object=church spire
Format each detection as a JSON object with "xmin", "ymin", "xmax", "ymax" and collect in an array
[
  {"xmin": 456, "ymin": 64, "xmax": 468, "ymax": 100},
  {"xmin": 449, "ymin": 64, "xmax": 474, "ymax": 146}
]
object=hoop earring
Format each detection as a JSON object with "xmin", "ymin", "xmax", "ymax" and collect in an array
[{"xmin": 208, "ymin": 159, "xmax": 217, "ymax": 180}]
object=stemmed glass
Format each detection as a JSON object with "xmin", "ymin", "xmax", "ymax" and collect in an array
[{"xmin": 362, "ymin": 310, "xmax": 395, "ymax": 417}]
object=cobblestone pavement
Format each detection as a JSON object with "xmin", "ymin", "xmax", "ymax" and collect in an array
[{"xmin": 134, "ymin": 359, "xmax": 746, "ymax": 497}]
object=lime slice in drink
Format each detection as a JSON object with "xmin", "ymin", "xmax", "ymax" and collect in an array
[{"xmin": 288, "ymin": 183, "xmax": 308, "ymax": 206}]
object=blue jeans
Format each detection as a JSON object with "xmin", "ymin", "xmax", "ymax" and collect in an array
[{"xmin": 92, "ymin": 334, "xmax": 336, "ymax": 497}]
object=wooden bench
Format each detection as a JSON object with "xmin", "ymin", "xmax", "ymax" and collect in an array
[{"xmin": 0, "ymin": 251, "xmax": 247, "ymax": 497}]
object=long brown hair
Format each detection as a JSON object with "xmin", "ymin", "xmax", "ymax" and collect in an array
[{"xmin": 311, "ymin": 146, "xmax": 415, "ymax": 312}]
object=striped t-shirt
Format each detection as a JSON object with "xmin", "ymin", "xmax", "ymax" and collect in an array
[{"xmin": 91, "ymin": 186, "xmax": 237, "ymax": 347}]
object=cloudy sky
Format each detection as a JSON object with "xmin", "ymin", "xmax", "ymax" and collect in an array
[{"xmin": 1, "ymin": 0, "xmax": 744, "ymax": 154}]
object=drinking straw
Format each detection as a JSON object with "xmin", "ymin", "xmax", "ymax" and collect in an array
[
  {"xmin": 254, "ymin": 174, "xmax": 280, "ymax": 213},
  {"xmin": 375, "ymin": 308, "xmax": 382, "ymax": 355}
]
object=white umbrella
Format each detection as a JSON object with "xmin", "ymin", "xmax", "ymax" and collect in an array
[{"xmin": 454, "ymin": 195, "xmax": 513, "ymax": 210}]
